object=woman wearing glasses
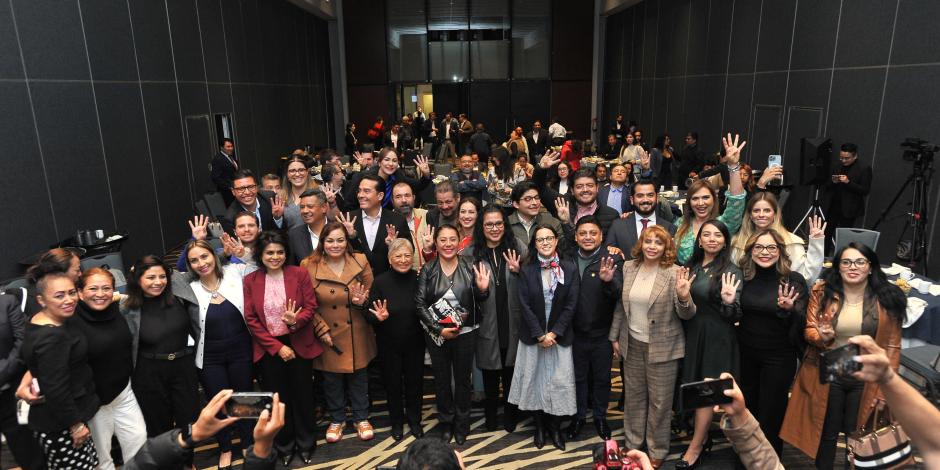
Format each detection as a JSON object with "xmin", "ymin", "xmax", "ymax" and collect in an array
[
  {"xmin": 736, "ymin": 229, "xmax": 808, "ymax": 457},
  {"xmin": 781, "ymin": 242, "xmax": 905, "ymax": 470},
  {"xmin": 279, "ymin": 157, "xmax": 319, "ymax": 229},
  {"xmin": 509, "ymin": 224, "xmax": 579, "ymax": 451},
  {"xmin": 466, "ymin": 206, "xmax": 527, "ymax": 432}
]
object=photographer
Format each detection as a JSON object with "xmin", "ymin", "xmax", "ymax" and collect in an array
[{"xmin": 822, "ymin": 143, "xmax": 871, "ymax": 249}]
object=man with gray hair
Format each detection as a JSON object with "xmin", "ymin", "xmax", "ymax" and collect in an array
[
  {"xmin": 287, "ymin": 188, "xmax": 330, "ymax": 265},
  {"xmin": 425, "ymin": 180, "xmax": 461, "ymax": 228}
]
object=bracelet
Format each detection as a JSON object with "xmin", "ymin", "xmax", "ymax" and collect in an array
[{"xmin": 727, "ymin": 164, "xmax": 741, "ymax": 173}]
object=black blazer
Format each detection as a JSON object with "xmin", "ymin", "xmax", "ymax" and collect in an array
[
  {"xmin": 597, "ymin": 184, "xmax": 634, "ymax": 215},
  {"xmin": 574, "ymin": 254, "xmax": 623, "ymax": 338},
  {"xmin": 605, "ymin": 212, "xmax": 677, "ymax": 258},
  {"xmin": 221, "ymin": 190, "xmax": 282, "ymax": 234},
  {"xmin": 0, "ymin": 293, "xmax": 26, "ymax": 389},
  {"xmin": 347, "ymin": 208, "xmax": 411, "ymax": 276},
  {"xmin": 287, "ymin": 223, "xmax": 316, "ymax": 265},
  {"xmin": 824, "ymin": 161, "xmax": 872, "ymax": 219},
  {"xmin": 525, "ymin": 129, "xmax": 550, "ymax": 161},
  {"xmin": 415, "ymin": 256, "xmax": 489, "ymax": 335},
  {"xmin": 210, "ymin": 151, "xmax": 237, "ymax": 192},
  {"xmin": 517, "ymin": 258, "xmax": 579, "ymax": 346},
  {"xmin": 345, "ymin": 131, "xmax": 358, "ymax": 155},
  {"xmin": 422, "ymin": 118, "xmax": 440, "ymax": 143},
  {"xmin": 439, "ymin": 119, "xmax": 460, "ymax": 142}
]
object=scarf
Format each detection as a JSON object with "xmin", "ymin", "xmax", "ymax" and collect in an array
[{"xmin": 538, "ymin": 254, "xmax": 564, "ymax": 295}]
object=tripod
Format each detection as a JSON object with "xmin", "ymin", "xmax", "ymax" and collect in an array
[
  {"xmin": 795, "ymin": 185, "xmax": 826, "ymax": 235},
  {"xmin": 872, "ymin": 161, "xmax": 933, "ymax": 275}
]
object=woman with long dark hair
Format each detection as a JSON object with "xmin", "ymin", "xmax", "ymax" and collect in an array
[
  {"xmin": 736, "ymin": 229, "xmax": 808, "ymax": 457},
  {"xmin": 652, "ymin": 134, "xmax": 674, "ymax": 186},
  {"xmin": 345, "ymin": 122, "xmax": 358, "ymax": 155},
  {"xmin": 781, "ymin": 242, "xmax": 905, "ymax": 469},
  {"xmin": 508, "ymin": 224, "xmax": 579, "ymax": 451},
  {"xmin": 677, "ymin": 219, "xmax": 744, "ymax": 469},
  {"xmin": 416, "ymin": 224, "xmax": 491, "ymax": 445},
  {"xmin": 486, "ymin": 147, "xmax": 520, "ymax": 214},
  {"xmin": 547, "ymin": 161, "xmax": 573, "ymax": 196},
  {"xmin": 467, "ymin": 206, "xmax": 527, "ymax": 432}
]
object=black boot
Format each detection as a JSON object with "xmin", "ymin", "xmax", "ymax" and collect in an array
[
  {"xmin": 594, "ymin": 417, "xmax": 611, "ymax": 440},
  {"xmin": 503, "ymin": 403, "xmax": 518, "ymax": 433},
  {"xmin": 439, "ymin": 423, "xmax": 453, "ymax": 443},
  {"xmin": 533, "ymin": 411, "xmax": 545, "ymax": 449},
  {"xmin": 548, "ymin": 414, "xmax": 566, "ymax": 450},
  {"xmin": 484, "ymin": 399, "xmax": 498, "ymax": 431},
  {"xmin": 565, "ymin": 417, "xmax": 585, "ymax": 440}
]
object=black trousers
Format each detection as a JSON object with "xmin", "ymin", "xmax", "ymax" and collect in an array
[
  {"xmin": 573, "ymin": 334, "xmax": 612, "ymax": 420},
  {"xmin": 200, "ymin": 335, "xmax": 254, "ymax": 453},
  {"xmin": 481, "ymin": 347, "xmax": 514, "ymax": 410},
  {"xmin": 257, "ymin": 336, "xmax": 317, "ymax": 455},
  {"xmin": 738, "ymin": 343, "xmax": 798, "ymax": 456},
  {"xmin": 379, "ymin": 338, "xmax": 425, "ymax": 428},
  {"xmin": 426, "ymin": 330, "xmax": 477, "ymax": 435},
  {"xmin": 816, "ymin": 377, "xmax": 864, "ymax": 470},
  {"xmin": 132, "ymin": 356, "xmax": 200, "ymax": 437},
  {"xmin": 1, "ymin": 387, "xmax": 46, "ymax": 470}
]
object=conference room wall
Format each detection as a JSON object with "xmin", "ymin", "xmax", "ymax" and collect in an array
[
  {"xmin": 601, "ymin": 0, "xmax": 940, "ymax": 274},
  {"xmin": 0, "ymin": 0, "xmax": 333, "ymax": 280}
]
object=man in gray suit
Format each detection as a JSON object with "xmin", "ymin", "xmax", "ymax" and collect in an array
[
  {"xmin": 605, "ymin": 180, "xmax": 676, "ymax": 258},
  {"xmin": 287, "ymin": 188, "xmax": 329, "ymax": 265}
]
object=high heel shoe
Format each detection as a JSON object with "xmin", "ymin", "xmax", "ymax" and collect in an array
[
  {"xmin": 675, "ymin": 435, "xmax": 713, "ymax": 469},
  {"xmin": 279, "ymin": 448, "xmax": 296, "ymax": 467}
]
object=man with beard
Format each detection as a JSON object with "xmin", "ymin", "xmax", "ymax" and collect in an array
[
  {"xmin": 507, "ymin": 182, "xmax": 563, "ymax": 244},
  {"xmin": 391, "ymin": 181, "xmax": 429, "ymax": 270},
  {"xmin": 450, "ymin": 155, "xmax": 486, "ymax": 202},
  {"xmin": 425, "ymin": 180, "xmax": 461, "ymax": 228},
  {"xmin": 604, "ymin": 179, "xmax": 676, "ymax": 258}
]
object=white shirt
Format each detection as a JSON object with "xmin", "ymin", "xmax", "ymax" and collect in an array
[
  {"xmin": 391, "ymin": 132, "xmax": 399, "ymax": 147},
  {"xmin": 307, "ymin": 226, "xmax": 320, "ymax": 251},
  {"xmin": 362, "ymin": 208, "xmax": 382, "ymax": 250},
  {"xmin": 532, "ymin": 131, "xmax": 540, "ymax": 143},
  {"xmin": 548, "ymin": 122, "xmax": 566, "ymax": 138},
  {"xmin": 634, "ymin": 212, "xmax": 658, "ymax": 238},
  {"xmin": 444, "ymin": 121, "xmax": 453, "ymax": 139}
]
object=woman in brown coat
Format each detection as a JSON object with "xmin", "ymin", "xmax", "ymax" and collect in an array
[
  {"xmin": 780, "ymin": 242, "xmax": 905, "ymax": 469},
  {"xmin": 301, "ymin": 222, "xmax": 376, "ymax": 443}
]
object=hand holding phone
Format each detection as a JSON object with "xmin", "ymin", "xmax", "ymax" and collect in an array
[
  {"xmin": 819, "ymin": 343, "xmax": 862, "ymax": 384},
  {"xmin": 680, "ymin": 378, "xmax": 734, "ymax": 411},
  {"xmin": 224, "ymin": 392, "xmax": 274, "ymax": 419}
]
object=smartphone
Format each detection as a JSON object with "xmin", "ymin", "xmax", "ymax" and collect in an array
[
  {"xmin": 680, "ymin": 378, "xmax": 733, "ymax": 411},
  {"xmin": 30, "ymin": 378, "xmax": 46, "ymax": 404},
  {"xmin": 819, "ymin": 343, "xmax": 862, "ymax": 384},
  {"xmin": 224, "ymin": 392, "xmax": 274, "ymax": 419},
  {"xmin": 768, "ymin": 154, "xmax": 783, "ymax": 184}
]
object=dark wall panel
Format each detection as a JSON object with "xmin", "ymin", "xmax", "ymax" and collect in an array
[
  {"xmin": 755, "ymin": 0, "xmax": 795, "ymax": 72},
  {"xmin": 79, "ymin": 1, "xmax": 137, "ymax": 81},
  {"xmin": 470, "ymin": 83, "xmax": 511, "ymax": 139},
  {"xmin": 685, "ymin": 0, "xmax": 708, "ymax": 75},
  {"xmin": 551, "ymin": 0, "xmax": 594, "ymax": 81},
  {"xmin": 891, "ymin": 0, "xmax": 940, "ymax": 65},
  {"xmin": 127, "ymin": 0, "xmax": 175, "ymax": 82},
  {"xmin": 704, "ymin": 0, "xmax": 733, "ymax": 75},
  {"xmin": 344, "ymin": 0, "xmax": 387, "ymax": 85},
  {"xmin": 510, "ymin": 80, "xmax": 550, "ymax": 131},
  {"xmin": 726, "ymin": 0, "xmax": 761, "ymax": 74},
  {"xmin": 789, "ymin": 0, "xmax": 840, "ymax": 70},
  {"xmin": 196, "ymin": 0, "xmax": 228, "ymax": 83},
  {"xmin": 0, "ymin": 1, "xmax": 23, "ymax": 80},
  {"xmin": 551, "ymin": 81, "xmax": 591, "ymax": 139},
  {"xmin": 166, "ymin": 0, "xmax": 205, "ymax": 82},
  {"xmin": 835, "ymin": 0, "xmax": 894, "ymax": 68},
  {"xmin": 13, "ymin": 0, "xmax": 88, "ymax": 80},
  {"xmin": 722, "ymin": 75, "xmax": 753, "ymax": 139}
]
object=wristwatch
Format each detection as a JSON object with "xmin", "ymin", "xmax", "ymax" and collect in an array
[{"xmin": 180, "ymin": 423, "xmax": 198, "ymax": 449}]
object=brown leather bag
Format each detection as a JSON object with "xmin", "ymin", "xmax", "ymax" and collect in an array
[{"xmin": 847, "ymin": 399, "xmax": 913, "ymax": 469}]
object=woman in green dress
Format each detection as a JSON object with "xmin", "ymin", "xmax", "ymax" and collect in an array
[
  {"xmin": 673, "ymin": 134, "xmax": 748, "ymax": 264},
  {"xmin": 676, "ymin": 219, "xmax": 743, "ymax": 469}
]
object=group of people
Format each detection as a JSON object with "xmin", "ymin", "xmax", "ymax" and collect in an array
[{"xmin": 0, "ymin": 108, "xmax": 914, "ymax": 470}]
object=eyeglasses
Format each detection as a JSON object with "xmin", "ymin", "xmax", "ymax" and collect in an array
[
  {"xmin": 287, "ymin": 168, "xmax": 308, "ymax": 174},
  {"xmin": 519, "ymin": 195, "xmax": 539, "ymax": 203},
  {"xmin": 233, "ymin": 184, "xmax": 257, "ymax": 194},
  {"xmin": 752, "ymin": 244, "xmax": 779, "ymax": 254},
  {"xmin": 483, "ymin": 221, "xmax": 504, "ymax": 230},
  {"xmin": 535, "ymin": 236, "xmax": 556, "ymax": 244},
  {"xmin": 839, "ymin": 258, "xmax": 870, "ymax": 269}
]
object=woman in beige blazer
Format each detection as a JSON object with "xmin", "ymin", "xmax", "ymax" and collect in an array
[{"xmin": 608, "ymin": 225, "xmax": 696, "ymax": 469}]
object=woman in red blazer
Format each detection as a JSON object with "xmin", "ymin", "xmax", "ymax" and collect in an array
[{"xmin": 243, "ymin": 231, "xmax": 331, "ymax": 466}]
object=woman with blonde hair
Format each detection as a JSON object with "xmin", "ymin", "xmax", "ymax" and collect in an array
[
  {"xmin": 608, "ymin": 225, "xmax": 696, "ymax": 468},
  {"xmin": 731, "ymin": 192, "xmax": 825, "ymax": 284},
  {"xmin": 279, "ymin": 156, "xmax": 319, "ymax": 229}
]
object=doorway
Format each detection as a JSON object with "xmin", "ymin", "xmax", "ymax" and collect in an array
[{"xmin": 396, "ymin": 83, "xmax": 434, "ymax": 118}]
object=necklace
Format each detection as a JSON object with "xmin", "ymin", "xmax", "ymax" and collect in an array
[
  {"xmin": 490, "ymin": 250, "xmax": 503, "ymax": 287},
  {"xmin": 200, "ymin": 279, "xmax": 221, "ymax": 299}
]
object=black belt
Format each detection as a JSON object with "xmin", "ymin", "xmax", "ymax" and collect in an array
[{"xmin": 140, "ymin": 348, "xmax": 193, "ymax": 361}]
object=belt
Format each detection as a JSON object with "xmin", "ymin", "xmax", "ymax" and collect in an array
[{"xmin": 140, "ymin": 348, "xmax": 193, "ymax": 361}]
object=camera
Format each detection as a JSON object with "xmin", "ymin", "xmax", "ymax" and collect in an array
[
  {"xmin": 901, "ymin": 137, "xmax": 937, "ymax": 164},
  {"xmin": 819, "ymin": 343, "xmax": 863, "ymax": 384},
  {"xmin": 592, "ymin": 440, "xmax": 643, "ymax": 470}
]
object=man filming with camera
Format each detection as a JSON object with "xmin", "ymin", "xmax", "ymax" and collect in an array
[{"xmin": 822, "ymin": 143, "xmax": 872, "ymax": 249}]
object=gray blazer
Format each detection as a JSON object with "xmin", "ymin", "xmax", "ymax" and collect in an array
[
  {"xmin": 464, "ymin": 244, "xmax": 527, "ymax": 370},
  {"xmin": 122, "ymin": 272, "xmax": 200, "ymax": 367},
  {"xmin": 608, "ymin": 263, "xmax": 695, "ymax": 364}
]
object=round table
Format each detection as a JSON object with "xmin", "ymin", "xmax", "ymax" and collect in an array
[{"xmin": 890, "ymin": 271, "xmax": 940, "ymax": 346}]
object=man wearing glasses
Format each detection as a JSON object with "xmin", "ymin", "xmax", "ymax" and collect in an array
[
  {"xmin": 221, "ymin": 169, "xmax": 285, "ymax": 234},
  {"xmin": 823, "ymin": 142, "xmax": 872, "ymax": 250},
  {"xmin": 507, "ymin": 182, "xmax": 562, "ymax": 245}
]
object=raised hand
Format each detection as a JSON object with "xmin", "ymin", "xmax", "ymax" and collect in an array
[
  {"xmin": 271, "ymin": 195, "xmax": 285, "ymax": 219},
  {"xmin": 721, "ymin": 133, "xmax": 747, "ymax": 165},
  {"xmin": 421, "ymin": 226, "xmax": 436, "ymax": 252},
  {"xmin": 554, "ymin": 197, "xmax": 570, "ymax": 223},
  {"xmin": 639, "ymin": 149, "xmax": 651, "ymax": 169},
  {"xmin": 352, "ymin": 151, "xmax": 364, "ymax": 166},
  {"xmin": 322, "ymin": 184, "xmax": 338, "ymax": 207},
  {"xmin": 620, "ymin": 210, "xmax": 634, "ymax": 220},
  {"xmin": 808, "ymin": 215, "xmax": 826, "ymax": 240},
  {"xmin": 369, "ymin": 299, "xmax": 389, "ymax": 322},
  {"xmin": 473, "ymin": 262, "xmax": 491, "ymax": 292},
  {"xmin": 384, "ymin": 224, "xmax": 398, "ymax": 245},
  {"xmin": 502, "ymin": 249, "xmax": 522, "ymax": 273},
  {"xmin": 606, "ymin": 245, "xmax": 625, "ymax": 260},
  {"xmin": 675, "ymin": 267, "xmax": 696, "ymax": 301},
  {"xmin": 188, "ymin": 214, "xmax": 210, "ymax": 240},
  {"xmin": 336, "ymin": 212, "xmax": 358, "ymax": 238},
  {"xmin": 757, "ymin": 165, "xmax": 783, "ymax": 188},
  {"xmin": 281, "ymin": 298, "xmax": 300, "ymax": 326},
  {"xmin": 415, "ymin": 155, "xmax": 431, "ymax": 177},
  {"xmin": 221, "ymin": 233, "xmax": 246, "ymax": 258},
  {"xmin": 350, "ymin": 281, "xmax": 369, "ymax": 305},
  {"xmin": 539, "ymin": 151, "xmax": 561, "ymax": 169},
  {"xmin": 598, "ymin": 256, "xmax": 617, "ymax": 282},
  {"xmin": 719, "ymin": 271, "xmax": 740, "ymax": 305},
  {"xmin": 777, "ymin": 282, "xmax": 800, "ymax": 311}
]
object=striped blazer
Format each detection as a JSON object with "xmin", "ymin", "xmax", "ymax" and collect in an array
[{"xmin": 608, "ymin": 262, "xmax": 696, "ymax": 364}]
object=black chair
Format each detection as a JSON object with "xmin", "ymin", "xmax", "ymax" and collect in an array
[{"xmin": 203, "ymin": 192, "xmax": 227, "ymax": 219}]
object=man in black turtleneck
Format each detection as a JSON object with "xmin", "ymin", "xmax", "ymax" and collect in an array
[{"xmin": 565, "ymin": 216, "xmax": 622, "ymax": 441}]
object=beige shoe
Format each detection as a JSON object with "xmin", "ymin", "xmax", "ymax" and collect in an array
[
  {"xmin": 356, "ymin": 420, "xmax": 374, "ymax": 441},
  {"xmin": 325, "ymin": 422, "xmax": 344, "ymax": 443}
]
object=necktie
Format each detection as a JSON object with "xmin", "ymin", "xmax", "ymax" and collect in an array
[{"xmin": 641, "ymin": 218, "xmax": 649, "ymax": 229}]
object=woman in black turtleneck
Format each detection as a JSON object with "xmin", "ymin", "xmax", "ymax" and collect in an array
[
  {"xmin": 736, "ymin": 228, "xmax": 807, "ymax": 457},
  {"xmin": 69, "ymin": 267, "xmax": 147, "ymax": 469},
  {"xmin": 365, "ymin": 238, "xmax": 426, "ymax": 441}
]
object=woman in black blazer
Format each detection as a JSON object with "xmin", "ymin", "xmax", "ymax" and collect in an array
[
  {"xmin": 21, "ymin": 268, "xmax": 100, "ymax": 469},
  {"xmin": 508, "ymin": 224, "xmax": 580, "ymax": 451}
]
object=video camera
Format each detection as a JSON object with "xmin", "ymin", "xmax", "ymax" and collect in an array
[
  {"xmin": 901, "ymin": 137, "xmax": 937, "ymax": 164},
  {"xmin": 592, "ymin": 440, "xmax": 643, "ymax": 470}
]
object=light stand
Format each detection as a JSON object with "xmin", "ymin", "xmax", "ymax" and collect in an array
[{"xmin": 794, "ymin": 186, "xmax": 826, "ymax": 235}]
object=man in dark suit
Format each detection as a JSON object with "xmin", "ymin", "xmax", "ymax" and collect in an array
[
  {"xmin": 438, "ymin": 112, "xmax": 460, "ymax": 163},
  {"xmin": 597, "ymin": 163, "xmax": 633, "ymax": 215},
  {"xmin": 210, "ymin": 137, "xmax": 239, "ymax": 205},
  {"xmin": 423, "ymin": 111, "xmax": 441, "ymax": 159},
  {"xmin": 677, "ymin": 131, "xmax": 705, "ymax": 189},
  {"xmin": 525, "ymin": 120, "xmax": 550, "ymax": 163},
  {"xmin": 602, "ymin": 134, "xmax": 623, "ymax": 160},
  {"xmin": 340, "ymin": 174, "xmax": 410, "ymax": 276},
  {"xmin": 823, "ymin": 142, "xmax": 872, "ymax": 249},
  {"xmin": 287, "ymin": 188, "xmax": 329, "ymax": 265},
  {"xmin": 604, "ymin": 180, "xmax": 676, "ymax": 258},
  {"xmin": 220, "ymin": 169, "xmax": 285, "ymax": 234}
]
